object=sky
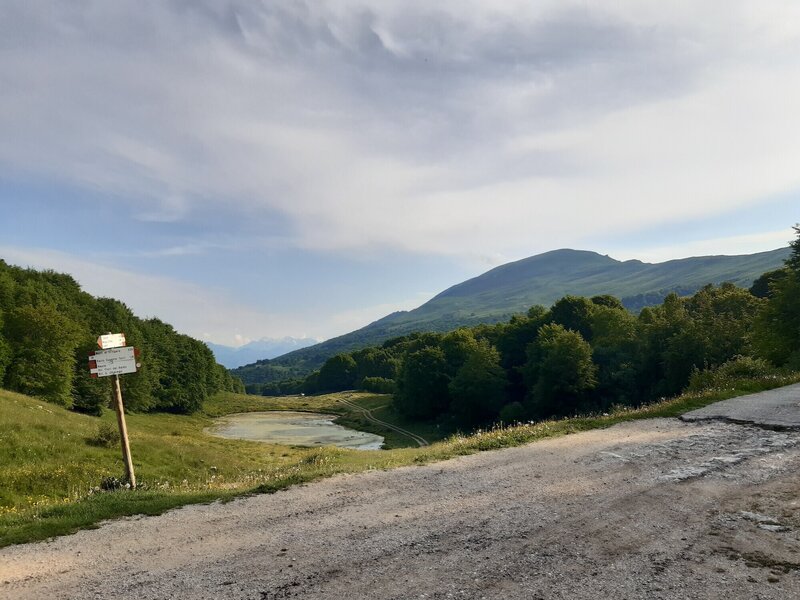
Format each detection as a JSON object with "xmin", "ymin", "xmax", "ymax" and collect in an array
[{"xmin": 1, "ymin": 1, "xmax": 798, "ymax": 347}]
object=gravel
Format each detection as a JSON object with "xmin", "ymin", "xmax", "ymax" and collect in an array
[{"xmin": 2, "ymin": 418, "xmax": 800, "ymax": 599}]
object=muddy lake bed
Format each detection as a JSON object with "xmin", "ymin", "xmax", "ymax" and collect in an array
[{"xmin": 206, "ymin": 411, "xmax": 384, "ymax": 450}]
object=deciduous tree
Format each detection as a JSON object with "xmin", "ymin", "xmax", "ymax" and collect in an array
[
  {"xmin": 395, "ymin": 346, "xmax": 450, "ymax": 419},
  {"xmin": 524, "ymin": 323, "xmax": 597, "ymax": 418},
  {"xmin": 449, "ymin": 341, "xmax": 507, "ymax": 428},
  {"xmin": 4, "ymin": 304, "xmax": 80, "ymax": 406}
]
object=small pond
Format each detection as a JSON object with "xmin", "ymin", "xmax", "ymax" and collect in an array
[{"xmin": 206, "ymin": 411, "xmax": 384, "ymax": 450}]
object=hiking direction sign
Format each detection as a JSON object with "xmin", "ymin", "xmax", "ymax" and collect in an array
[
  {"xmin": 98, "ymin": 333, "xmax": 126, "ymax": 349},
  {"xmin": 89, "ymin": 332, "xmax": 138, "ymax": 489},
  {"xmin": 89, "ymin": 346, "xmax": 138, "ymax": 378}
]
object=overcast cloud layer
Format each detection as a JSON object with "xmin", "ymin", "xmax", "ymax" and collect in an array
[{"xmin": 1, "ymin": 1, "xmax": 799, "ymax": 344}]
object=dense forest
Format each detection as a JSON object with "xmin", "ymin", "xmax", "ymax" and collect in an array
[
  {"xmin": 251, "ymin": 226, "xmax": 800, "ymax": 431},
  {"xmin": 0, "ymin": 260, "xmax": 243, "ymax": 415}
]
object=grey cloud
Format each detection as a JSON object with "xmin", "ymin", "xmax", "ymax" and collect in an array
[
  {"xmin": 1, "ymin": 1, "xmax": 798, "ymax": 257},
  {"xmin": 213, "ymin": 2, "xmax": 707, "ymax": 165},
  {"xmin": 0, "ymin": 2, "xmax": 705, "ymax": 162}
]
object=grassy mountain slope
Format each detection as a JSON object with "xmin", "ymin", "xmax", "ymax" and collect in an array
[{"xmin": 233, "ymin": 247, "xmax": 789, "ymax": 383}]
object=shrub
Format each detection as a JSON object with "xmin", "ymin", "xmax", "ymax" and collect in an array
[
  {"xmin": 499, "ymin": 401, "xmax": 527, "ymax": 424},
  {"xmin": 87, "ymin": 422, "xmax": 121, "ymax": 448},
  {"xmin": 687, "ymin": 355, "xmax": 774, "ymax": 392},
  {"xmin": 360, "ymin": 376, "xmax": 396, "ymax": 394}
]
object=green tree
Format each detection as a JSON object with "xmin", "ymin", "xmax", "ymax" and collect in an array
[
  {"xmin": 635, "ymin": 285, "xmax": 762, "ymax": 398},
  {"xmin": 683, "ymin": 283, "xmax": 763, "ymax": 366},
  {"xmin": 0, "ymin": 260, "xmax": 235, "ymax": 415},
  {"xmin": 71, "ymin": 338, "xmax": 112, "ymax": 415},
  {"xmin": 751, "ymin": 225, "xmax": 800, "ymax": 366},
  {"xmin": 352, "ymin": 347, "xmax": 399, "ymax": 383},
  {"xmin": 448, "ymin": 341, "xmax": 507, "ymax": 428},
  {"xmin": 360, "ymin": 376, "xmax": 395, "ymax": 394},
  {"xmin": 636, "ymin": 293, "xmax": 692, "ymax": 398},
  {"xmin": 749, "ymin": 268, "xmax": 788, "ymax": 299},
  {"xmin": 440, "ymin": 329, "xmax": 479, "ymax": 374},
  {"xmin": 494, "ymin": 307, "xmax": 550, "ymax": 404},
  {"xmin": 589, "ymin": 304, "xmax": 639, "ymax": 407},
  {"xmin": 4, "ymin": 304, "xmax": 80, "ymax": 406},
  {"xmin": 0, "ymin": 310, "xmax": 10, "ymax": 384},
  {"xmin": 395, "ymin": 346, "xmax": 450, "ymax": 419},
  {"xmin": 302, "ymin": 371, "xmax": 320, "ymax": 395},
  {"xmin": 495, "ymin": 308, "xmax": 550, "ymax": 370},
  {"xmin": 317, "ymin": 353, "xmax": 358, "ymax": 391},
  {"xmin": 93, "ymin": 299, "xmax": 156, "ymax": 411},
  {"xmin": 0, "ymin": 265, "xmax": 15, "ymax": 313},
  {"xmin": 591, "ymin": 295, "xmax": 624, "ymax": 310},
  {"xmin": 787, "ymin": 224, "xmax": 800, "ymax": 273},
  {"xmin": 550, "ymin": 295, "xmax": 596, "ymax": 341},
  {"xmin": 498, "ymin": 401, "xmax": 526, "ymax": 424},
  {"xmin": 523, "ymin": 323, "xmax": 597, "ymax": 418},
  {"xmin": 160, "ymin": 334, "xmax": 219, "ymax": 413},
  {"xmin": 752, "ymin": 271, "xmax": 800, "ymax": 366}
]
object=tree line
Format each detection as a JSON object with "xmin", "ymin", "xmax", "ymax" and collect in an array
[
  {"xmin": 252, "ymin": 226, "xmax": 800, "ymax": 431},
  {"xmin": 0, "ymin": 261, "xmax": 244, "ymax": 415}
]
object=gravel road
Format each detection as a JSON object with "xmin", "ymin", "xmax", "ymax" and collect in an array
[
  {"xmin": 682, "ymin": 382, "xmax": 800, "ymax": 429},
  {"xmin": 3, "ymin": 418, "xmax": 800, "ymax": 599}
]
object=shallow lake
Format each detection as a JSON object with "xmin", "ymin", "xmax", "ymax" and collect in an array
[{"xmin": 206, "ymin": 411, "xmax": 384, "ymax": 450}]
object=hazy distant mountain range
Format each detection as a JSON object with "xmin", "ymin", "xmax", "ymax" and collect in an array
[
  {"xmin": 232, "ymin": 247, "xmax": 790, "ymax": 383},
  {"xmin": 207, "ymin": 337, "xmax": 318, "ymax": 369}
]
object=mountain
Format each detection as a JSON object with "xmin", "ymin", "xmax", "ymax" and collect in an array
[
  {"xmin": 232, "ymin": 247, "xmax": 790, "ymax": 384},
  {"xmin": 207, "ymin": 337, "xmax": 319, "ymax": 369}
]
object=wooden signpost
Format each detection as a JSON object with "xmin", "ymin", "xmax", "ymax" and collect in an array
[{"xmin": 88, "ymin": 332, "xmax": 138, "ymax": 489}]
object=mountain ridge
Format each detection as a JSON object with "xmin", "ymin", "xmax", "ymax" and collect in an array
[{"xmin": 232, "ymin": 246, "xmax": 790, "ymax": 384}]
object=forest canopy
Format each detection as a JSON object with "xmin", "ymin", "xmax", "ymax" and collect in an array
[{"xmin": 0, "ymin": 260, "xmax": 244, "ymax": 415}]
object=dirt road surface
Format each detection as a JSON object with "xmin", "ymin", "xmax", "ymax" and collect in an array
[
  {"xmin": 3, "ymin": 418, "xmax": 800, "ymax": 599},
  {"xmin": 682, "ymin": 382, "xmax": 800, "ymax": 429}
]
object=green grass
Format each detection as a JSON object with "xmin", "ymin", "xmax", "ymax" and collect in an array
[
  {"xmin": 328, "ymin": 393, "xmax": 448, "ymax": 448},
  {"xmin": 201, "ymin": 391, "xmax": 348, "ymax": 418},
  {"xmin": 2, "ymin": 373, "xmax": 799, "ymax": 548}
]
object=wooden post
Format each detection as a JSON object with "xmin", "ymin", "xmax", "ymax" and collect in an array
[{"xmin": 113, "ymin": 374, "xmax": 136, "ymax": 489}]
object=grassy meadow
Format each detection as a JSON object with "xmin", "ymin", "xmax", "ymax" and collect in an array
[{"xmin": 2, "ymin": 373, "xmax": 800, "ymax": 548}]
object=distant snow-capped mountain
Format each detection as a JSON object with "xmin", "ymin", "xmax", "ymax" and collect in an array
[{"xmin": 206, "ymin": 337, "xmax": 319, "ymax": 369}]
